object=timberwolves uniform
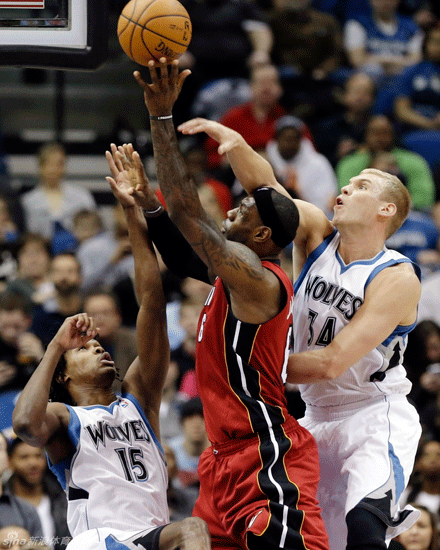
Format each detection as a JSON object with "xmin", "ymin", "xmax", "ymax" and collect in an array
[
  {"xmin": 292, "ymin": 230, "xmax": 422, "ymax": 550},
  {"xmin": 193, "ymin": 261, "xmax": 329, "ymax": 550},
  {"xmin": 49, "ymin": 393, "xmax": 169, "ymax": 550}
]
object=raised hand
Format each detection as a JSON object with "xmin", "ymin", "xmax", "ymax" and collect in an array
[
  {"xmin": 134, "ymin": 58, "xmax": 191, "ymax": 117},
  {"xmin": 107, "ymin": 143, "xmax": 163, "ymax": 212},
  {"xmin": 52, "ymin": 313, "xmax": 99, "ymax": 352},
  {"xmin": 177, "ymin": 118, "xmax": 242, "ymax": 156}
]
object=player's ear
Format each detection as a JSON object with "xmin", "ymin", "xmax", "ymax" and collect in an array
[
  {"xmin": 254, "ymin": 225, "xmax": 272, "ymax": 243},
  {"xmin": 379, "ymin": 202, "xmax": 397, "ymax": 218}
]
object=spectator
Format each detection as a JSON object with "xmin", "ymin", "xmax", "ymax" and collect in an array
[
  {"xmin": 0, "ymin": 293, "xmax": 44, "ymax": 393},
  {"xmin": 30, "ymin": 254, "xmax": 82, "ymax": 348},
  {"xmin": 313, "ymin": 71, "xmax": 377, "ymax": 166},
  {"xmin": 336, "ymin": 114, "xmax": 435, "ymax": 210},
  {"xmin": 71, "ymin": 210, "xmax": 104, "ymax": 248},
  {"xmin": 264, "ymin": 115, "xmax": 338, "ymax": 217},
  {"xmin": 6, "ymin": 234, "xmax": 53, "ymax": 307},
  {"xmin": 82, "ymin": 290, "xmax": 137, "ymax": 391},
  {"xmin": 0, "ymin": 433, "xmax": 43, "ymax": 539},
  {"xmin": 163, "ymin": 444, "xmax": 198, "ymax": 522},
  {"xmin": 6, "ymin": 438, "xmax": 70, "ymax": 550},
  {"xmin": 0, "ymin": 196, "xmax": 19, "ymax": 292},
  {"xmin": 181, "ymin": 0, "xmax": 272, "ymax": 81},
  {"xmin": 76, "ymin": 203, "xmax": 134, "ymax": 293},
  {"xmin": 404, "ymin": 320, "xmax": 440, "ymax": 412},
  {"xmin": 168, "ymin": 398, "xmax": 209, "ymax": 489},
  {"xmin": 396, "ymin": 504, "xmax": 439, "ymax": 550},
  {"xmin": 400, "ymin": 441, "xmax": 440, "ymax": 521},
  {"xmin": 344, "ymin": 0, "xmax": 423, "ymax": 82},
  {"xmin": 268, "ymin": 0, "xmax": 343, "ymax": 120},
  {"xmin": 369, "ymin": 151, "xmax": 440, "ymax": 274},
  {"xmin": 394, "ymin": 24, "xmax": 440, "ymax": 132},
  {"xmin": 176, "ymin": 0, "xmax": 273, "ymax": 125},
  {"xmin": 204, "ymin": 64, "xmax": 286, "ymax": 170},
  {"xmin": 156, "ymin": 144, "xmax": 233, "ymax": 221},
  {"xmin": 20, "ymin": 143, "xmax": 96, "ymax": 243}
]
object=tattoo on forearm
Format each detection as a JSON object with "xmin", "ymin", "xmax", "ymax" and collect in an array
[{"xmin": 151, "ymin": 120, "xmax": 264, "ymax": 282}]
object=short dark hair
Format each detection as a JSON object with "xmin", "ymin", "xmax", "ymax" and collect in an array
[
  {"xmin": 0, "ymin": 292, "xmax": 34, "ymax": 316},
  {"xmin": 7, "ymin": 436, "xmax": 26, "ymax": 457},
  {"xmin": 180, "ymin": 397, "xmax": 204, "ymax": 422}
]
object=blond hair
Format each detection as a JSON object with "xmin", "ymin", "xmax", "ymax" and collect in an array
[{"xmin": 362, "ymin": 168, "xmax": 411, "ymax": 238}]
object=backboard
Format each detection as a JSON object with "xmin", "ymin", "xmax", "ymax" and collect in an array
[{"xmin": 0, "ymin": 0, "xmax": 108, "ymax": 69}]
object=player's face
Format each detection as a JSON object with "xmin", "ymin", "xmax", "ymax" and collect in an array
[
  {"xmin": 397, "ymin": 509, "xmax": 433, "ymax": 550},
  {"xmin": 64, "ymin": 339, "xmax": 115, "ymax": 385},
  {"xmin": 9, "ymin": 442, "xmax": 46, "ymax": 487},
  {"xmin": 333, "ymin": 171, "xmax": 389, "ymax": 229},
  {"xmin": 222, "ymin": 196, "xmax": 260, "ymax": 244}
]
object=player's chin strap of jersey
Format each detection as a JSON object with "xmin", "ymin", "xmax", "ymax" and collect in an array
[{"xmin": 253, "ymin": 187, "xmax": 299, "ymax": 249}]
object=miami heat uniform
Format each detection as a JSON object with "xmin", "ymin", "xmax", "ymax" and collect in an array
[
  {"xmin": 192, "ymin": 260, "xmax": 329, "ymax": 550},
  {"xmin": 48, "ymin": 393, "xmax": 169, "ymax": 550},
  {"xmin": 292, "ymin": 230, "xmax": 422, "ymax": 550}
]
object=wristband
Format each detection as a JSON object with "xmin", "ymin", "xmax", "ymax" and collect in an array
[
  {"xmin": 149, "ymin": 115, "xmax": 173, "ymax": 121},
  {"xmin": 143, "ymin": 205, "xmax": 165, "ymax": 218}
]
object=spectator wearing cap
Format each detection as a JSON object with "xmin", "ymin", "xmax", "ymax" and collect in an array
[
  {"xmin": 265, "ymin": 115, "xmax": 338, "ymax": 217},
  {"xmin": 168, "ymin": 397, "xmax": 208, "ymax": 490}
]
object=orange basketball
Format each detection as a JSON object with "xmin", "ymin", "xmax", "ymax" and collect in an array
[{"xmin": 117, "ymin": 0, "xmax": 192, "ymax": 65}]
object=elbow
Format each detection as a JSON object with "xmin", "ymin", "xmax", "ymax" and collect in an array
[{"xmin": 12, "ymin": 414, "xmax": 33, "ymax": 441}]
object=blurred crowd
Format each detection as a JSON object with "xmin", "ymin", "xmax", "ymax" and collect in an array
[{"xmin": 2, "ymin": 0, "xmax": 440, "ymax": 548}]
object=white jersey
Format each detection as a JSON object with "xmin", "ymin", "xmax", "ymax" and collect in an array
[
  {"xmin": 293, "ymin": 230, "xmax": 421, "ymax": 409},
  {"xmin": 49, "ymin": 393, "xmax": 169, "ymax": 538}
]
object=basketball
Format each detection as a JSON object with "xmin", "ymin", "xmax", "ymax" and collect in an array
[{"xmin": 117, "ymin": 0, "xmax": 192, "ymax": 66}]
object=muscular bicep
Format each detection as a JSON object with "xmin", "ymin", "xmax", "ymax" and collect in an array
[{"xmin": 325, "ymin": 265, "xmax": 420, "ymax": 377}]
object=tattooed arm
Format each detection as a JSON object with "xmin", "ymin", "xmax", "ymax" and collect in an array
[{"xmin": 134, "ymin": 60, "xmax": 283, "ymax": 324}]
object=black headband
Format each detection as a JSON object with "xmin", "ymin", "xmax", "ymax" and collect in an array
[{"xmin": 253, "ymin": 187, "xmax": 294, "ymax": 249}]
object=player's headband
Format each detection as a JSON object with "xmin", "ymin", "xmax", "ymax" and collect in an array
[{"xmin": 253, "ymin": 187, "xmax": 296, "ymax": 249}]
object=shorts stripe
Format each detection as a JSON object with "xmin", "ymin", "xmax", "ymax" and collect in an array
[{"xmin": 247, "ymin": 428, "xmax": 307, "ymax": 550}]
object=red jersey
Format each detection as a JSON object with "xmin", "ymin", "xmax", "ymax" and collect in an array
[{"xmin": 196, "ymin": 260, "xmax": 295, "ymax": 445}]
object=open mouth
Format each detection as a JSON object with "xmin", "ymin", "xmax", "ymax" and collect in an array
[{"xmin": 100, "ymin": 352, "xmax": 115, "ymax": 366}]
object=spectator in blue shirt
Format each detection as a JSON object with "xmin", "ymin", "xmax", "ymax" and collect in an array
[{"xmin": 394, "ymin": 24, "xmax": 440, "ymax": 132}]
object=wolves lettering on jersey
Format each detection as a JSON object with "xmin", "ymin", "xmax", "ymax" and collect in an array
[
  {"xmin": 293, "ymin": 231, "xmax": 421, "ymax": 408},
  {"xmin": 304, "ymin": 274, "xmax": 363, "ymax": 321},
  {"xmin": 84, "ymin": 419, "xmax": 150, "ymax": 450},
  {"xmin": 196, "ymin": 260, "xmax": 295, "ymax": 444},
  {"xmin": 48, "ymin": 394, "xmax": 169, "ymax": 538}
]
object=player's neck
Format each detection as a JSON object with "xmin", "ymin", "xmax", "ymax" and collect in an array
[
  {"xmin": 337, "ymin": 230, "xmax": 385, "ymax": 264},
  {"xmin": 74, "ymin": 386, "xmax": 117, "ymax": 407}
]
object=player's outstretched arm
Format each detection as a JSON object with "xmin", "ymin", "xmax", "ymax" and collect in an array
[
  {"xmin": 178, "ymin": 117, "xmax": 288, "ymax": 198},
  {"xmin": 135, "ymin": 60, "xmax": 281, "ymax": 322},
  {"xmin": 106, "ymin": 147, "xmax": 169, "ymax": 434},
  {"xmin": 13, "ymin": 315, "xmax": 98, "ymax": 455},
  {"xmin": 287, "ymin": 263, "xmax": 421, "ymax": 383}
]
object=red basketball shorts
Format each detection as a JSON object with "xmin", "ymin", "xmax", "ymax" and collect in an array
[{"xmin": 193, "ymin": 417, "xmax": 329, "ymax": 550}]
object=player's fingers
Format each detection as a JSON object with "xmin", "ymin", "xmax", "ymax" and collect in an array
[
  {"xmin": 158, "ymin": 58, "xmax": 169, "ymax": 82},
  {"xmin": 105, "ymin": 150, "xmax": 119, "ymax": 178},
  {"xmin": 147, "ymin": 61, "xmax": 159, "ymax": 85},
  {"xmin": 133, "ymin": 70, "xmax": 148, "ymax": 90},
  {"xmin": 133, "ymin": 151, "xmax": 148, "ymax": 180},
  {"xmin": 117, "ymin": 147, "xmax": 130, "ymax": 170},
  {"xmin": 177, "ymin": 69, "xmax": 191, "ymax": 91}
]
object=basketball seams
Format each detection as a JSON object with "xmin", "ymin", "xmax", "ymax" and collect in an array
[
  {"xmin": 142, "ymin": 25, "xmax": 191, "ymax": 48},
  {"xmin": 118, "ymin": 0, "xmax": 191, "ymax": 65}
]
